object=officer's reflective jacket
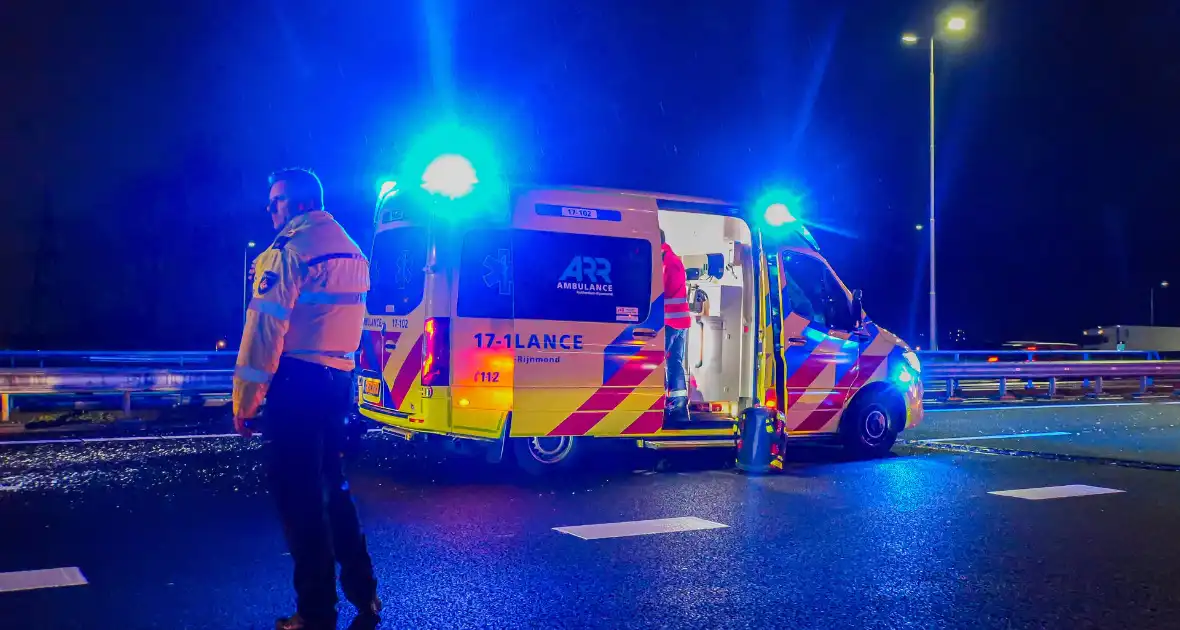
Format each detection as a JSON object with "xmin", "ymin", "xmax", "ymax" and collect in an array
[{"xmin": 233, "ymin": 210, "xmax": 369, "ymax": 418}]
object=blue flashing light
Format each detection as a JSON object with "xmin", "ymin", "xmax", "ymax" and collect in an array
[
  {"xmin": 421, "ymin": 154, "xmax": 478, "ymax": 199},
  {"xmin": 764, "ymin": 203, "xmax": 796, "ymax": 227}
]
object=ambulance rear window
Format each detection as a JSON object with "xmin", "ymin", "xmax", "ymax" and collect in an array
[
  {"xmin": 457, "ymin": 228, "xmax": 652, "ymax": 324},
  {"xmin": 368, "ymin": 227, "xmax": 427, "ymax": 316}
]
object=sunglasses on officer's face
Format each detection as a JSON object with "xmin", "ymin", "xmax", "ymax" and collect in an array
[{"xmin": 267, "ymin": 195, "xmax": 289, "ymax": 214}]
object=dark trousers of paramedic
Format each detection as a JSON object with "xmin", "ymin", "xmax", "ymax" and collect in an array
[
  {"xmin": 665, "ymin": 327, "xmax": 689, "ymax": 421},
  {"xmin": 263, "ymin": 358, "xmax": 377, "ymax": 625}
]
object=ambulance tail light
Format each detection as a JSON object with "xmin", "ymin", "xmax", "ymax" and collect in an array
[
  {"xmin": 422, "ymin": 317, "xmax": 450, "ymax": 386},
  {"xmin": 764, "ymin": 387, "xmax": 779, "ymax": 411}
]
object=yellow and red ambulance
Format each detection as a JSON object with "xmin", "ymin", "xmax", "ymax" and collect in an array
[{"xmin": 355, "ymin": 154, "xmax": 923, "ymax": 473}]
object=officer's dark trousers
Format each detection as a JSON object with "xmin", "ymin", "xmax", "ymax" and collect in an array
[{"xmin": 263, "ymin": 359, "xmax": 377, "ymax": 625}]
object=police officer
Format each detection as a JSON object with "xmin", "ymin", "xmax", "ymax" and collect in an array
[
  {"xmin": 660, "ymin": 229, "xmax": 692, "ymax": 422},
  {"xmin": 234, "ymin": 168, "xmax": 380, "ymax": 630}
]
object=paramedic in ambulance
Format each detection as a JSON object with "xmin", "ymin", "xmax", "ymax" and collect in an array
[
  {"xmin": 234, "ymin": 167, "xmax": 380, "ymax": 630},
  {"xmin": 660, "ymin": 229, "xmax": 692, "ymax": 422}
]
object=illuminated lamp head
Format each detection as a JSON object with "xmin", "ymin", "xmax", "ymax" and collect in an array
[
  {"xmin": 763, "ymin": 202, "xmax": 797, "ymax": 227},
  {"xmin": 377, "ymin": 180, "xmax": 398, "ymax": 200},
  {"xmin": 421, "ymin": 154, "xmax": 478, "ymax": 199}
]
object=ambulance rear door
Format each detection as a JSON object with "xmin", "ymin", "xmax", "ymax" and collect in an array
[{"xmin": 360, "ymin": 195, "xmax": 429, "ymax": 420}]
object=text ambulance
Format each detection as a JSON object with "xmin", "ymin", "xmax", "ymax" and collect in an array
[{"xmin": 355, "ymin": 156, "xmax": 924, "ymax": 474}]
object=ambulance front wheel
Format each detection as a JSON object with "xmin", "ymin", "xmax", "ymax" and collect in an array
[
  {"xmin": 512, "ymin": 436, "xmax": 584, "ymax": 475},
  {"xmin": 840, "ymin": 390, "xmax": 901, "ymax": 458}
]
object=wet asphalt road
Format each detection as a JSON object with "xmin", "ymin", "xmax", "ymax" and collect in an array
[
  {"xmin": 911, "ymin": 400, "xmax": 1180, "ymax": 466},
  {"xmin": 4, "ymin": 404, "xmax": 1180, "ymax": 629}
]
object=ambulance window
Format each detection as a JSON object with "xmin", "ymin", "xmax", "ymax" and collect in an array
[
  {"xmin": 368, "ymin": 227, "xmax": 428, "ymax": 316},
  {"xmin": 515, "ymin": 230, "xmax": 652, "ymax": 324},
  {"xmin": 457, "ymin": 228, "xmax": 515, "ymax": 320},
  {"xmin": 780, "ymin": 252, "xmax": 854, "ymax": 331}
]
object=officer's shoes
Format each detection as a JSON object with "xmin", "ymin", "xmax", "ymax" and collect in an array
[
  {"xmin": 346, "ymin": 597, "xmax": 382, "ymax": 629},
  {"xmin": 275, "ymin": 613, "xmax": 335, "ymax": 630}
]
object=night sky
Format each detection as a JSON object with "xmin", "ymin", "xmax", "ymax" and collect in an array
[{"xmin": 1, "ymin": 0, "xmax": 1178, "ymax": 350}]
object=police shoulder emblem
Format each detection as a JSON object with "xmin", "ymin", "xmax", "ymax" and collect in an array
[{"xmin": 258, "ymin": 271, "xmax": 280, "ymax": 295}]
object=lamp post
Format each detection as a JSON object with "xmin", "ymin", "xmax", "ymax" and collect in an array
[
  {"xmin": 242, "ymin": 241, "xmax": 256, "ymax": 324},
  {"xmin": 1151, "ymin": 280, "xmax": 1169, "ymax": 326},
  {"xmin": 902, "ymin": 7, "xmax": 973, "ymax": 350}
]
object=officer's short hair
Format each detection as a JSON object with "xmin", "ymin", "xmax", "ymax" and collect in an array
[{"xmin": 268, "ymin": 167, "xmax": 324, "ymax": 211}]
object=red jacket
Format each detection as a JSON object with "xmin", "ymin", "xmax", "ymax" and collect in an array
[{"xmin": 661, "ymin": 242, "xmax": 691, "ymax": 330}]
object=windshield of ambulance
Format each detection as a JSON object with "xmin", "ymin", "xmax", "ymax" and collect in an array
[{"xmin": 368, "ymin": 193, "xmax": 428, "ymax": 316}]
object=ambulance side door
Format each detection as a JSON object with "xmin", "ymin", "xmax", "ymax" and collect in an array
[
  {"xmin": 509, "ymin": 224, "xmax": 662, "ymax": 438},
  {"xmin": 450, "ymin": 227, "xmax": 516, "ymax": 439}
]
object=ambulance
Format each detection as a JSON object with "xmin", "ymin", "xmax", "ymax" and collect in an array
[{"xmin": 355, "ymin": 153, "xmax": 924, "ymax": 474}]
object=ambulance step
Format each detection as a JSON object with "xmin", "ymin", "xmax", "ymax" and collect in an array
[
  {"xmin": 639, "ymin": 438, "xmax": 737, "ymax": 450},
  {"xmin": 662, "ymin": 412, "xmax": 737, "ymax": 432}
]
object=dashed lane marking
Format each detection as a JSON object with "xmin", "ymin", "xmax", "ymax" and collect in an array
[
  {"xmin": 0, "ymin": 567, "xmax": 88, "ymax": 593},
  {"xmin": 554, "ymin": 517, "xmax": 728, "ymax": 540},
  {"xmin": 916, "ymin": 431, "xmax": 1072, "ymax": 443},
  {"xmin": 989, "ymin": 484, "xmax": 1125, "ymax": 500}
]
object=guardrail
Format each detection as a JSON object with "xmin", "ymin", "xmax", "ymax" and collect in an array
[
  {"xmin": 918, "ymin": 349, "xmax": 1163, "ymax": 362},
  {"xmin": 0, "ymin": 368, "xmax": 232, "ymax": 422},
  {"xmin": 0, "ymin": 351, "xmax": 234, "ymax": 369},
  {"xmin": 922, "ymin": 360, "xmax": 1180, "ymax": 400},
  {"xmin": 2, "ymin": 350, "xmax": 1180, "ymax": 422}
]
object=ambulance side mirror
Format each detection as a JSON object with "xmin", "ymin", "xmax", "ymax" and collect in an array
[{"xmin": 851, "ymin": 289, "xmax": 864, "ymax": 328}]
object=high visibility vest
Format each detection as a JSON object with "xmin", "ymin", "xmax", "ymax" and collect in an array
[{"xmin": 662, "ymin": 243, "xmax": 691, "ymax": 330}]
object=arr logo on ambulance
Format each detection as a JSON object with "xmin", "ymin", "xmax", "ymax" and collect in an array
[{"xmin": 557, "ymin": 256, "xmax": 613, "ymax": 297}]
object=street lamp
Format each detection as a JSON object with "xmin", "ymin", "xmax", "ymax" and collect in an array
[
  {"xmin": 242, "ymin": 241, "xmax": 256, "ymax": 324},
  {"xmin": 1151, "ymin": 280, "xmax": 1169, "ymax": 326},
  {"xmin": 901, "ymin": 6, "xmax": 975, "ymax": 350}
]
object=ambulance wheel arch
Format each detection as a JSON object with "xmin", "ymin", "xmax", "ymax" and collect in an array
[
  {"xmin": 838, "ymin": 381, "xmax": 906, "ymax": 458},
  {"xmin": 512, "ymin": 436, "xmax": 585, "ymax": 475}
]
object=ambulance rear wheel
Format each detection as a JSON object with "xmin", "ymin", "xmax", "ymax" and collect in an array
[
  {"xmin": 840, "ymin": 392, "xmax": 899, "ymax": 458},
  {"xmin": 513, "ymin": 436, "xmax": 583, "ymax": 475}
]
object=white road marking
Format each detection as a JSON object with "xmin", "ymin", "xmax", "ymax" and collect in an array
[
  {"xmin": 917, "ymin": 431, "xmax": 1072, "ymax": 443},
  {"xmin": 927, "ymin": 402, "xmax": 1150, "ymax": 413},
  {"xmin": 989, "ymin": 485, "xmax": 1125, "ymax": 500},
  {"xmin": 554, "ymin": 517, "xmax": 728, "ymax": 540},
  {"xmin": 0, "ymin": 567, "xmax": 88, "ymax": 593}
]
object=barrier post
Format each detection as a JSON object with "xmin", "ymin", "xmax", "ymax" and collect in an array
[
  {"xmin": 122, "ymin": 391, "xmax": 132, "ymax": 417},
  {"xmin": 1091, "ymin": 376, "xmax": 1104, "ymax": 398},
  {"xmin": 1, "ymin": 393, "xmax": 9, "ymax": 422},
  {"xmin": 993, "ymin": 377, "xmax": 1015, "ymax": 401}
]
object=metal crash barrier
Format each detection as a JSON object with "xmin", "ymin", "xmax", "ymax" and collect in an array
[
  {"xmin": 920, "ymin": 358, "xmax": 1180, "ymax": 402},
  {"xmin": 0, "ymin": 368, "xmax": 232, "ymax": 422},
  {"xmin": 4, "ymin": 350, "xmax": 1180, "ymax": 422}
]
